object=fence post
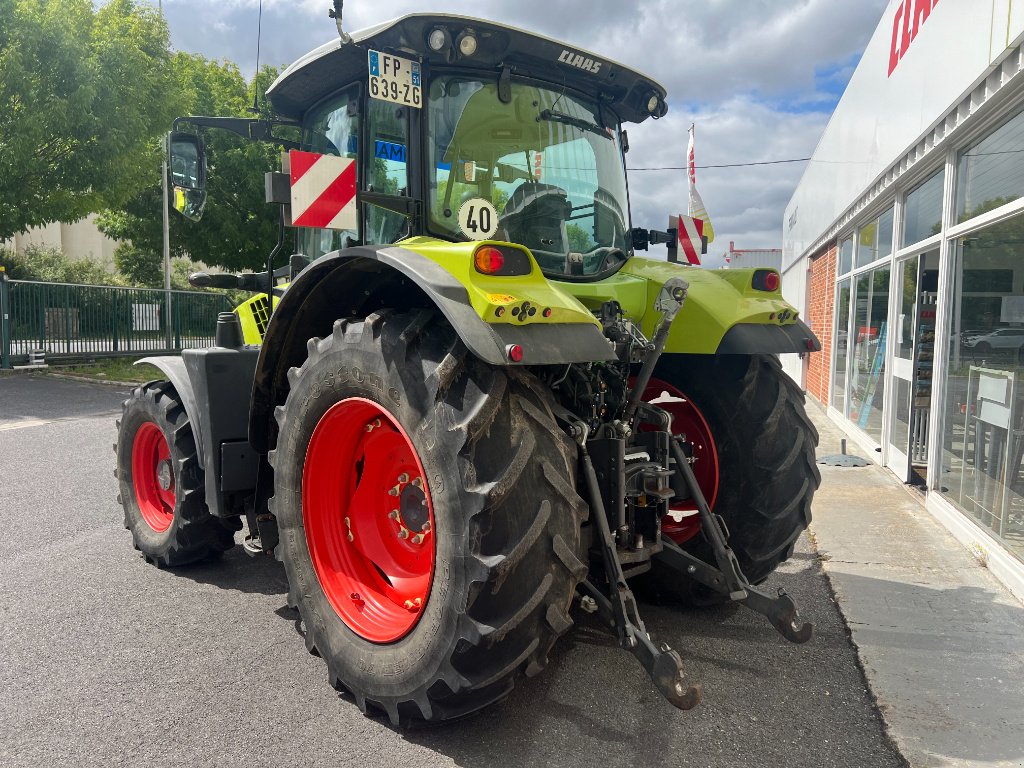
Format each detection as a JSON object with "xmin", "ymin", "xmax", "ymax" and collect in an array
[{"xmin": 0, "ymin": 268, "xmax": 11, "ymax": 369}]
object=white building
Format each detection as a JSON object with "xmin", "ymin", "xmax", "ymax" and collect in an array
[
  {"xmin": 2, "ymin": 215, "xmax": 118, "ymax": 266},
  {"xmin": 782, "ymin": 0, "xmax": 1024, "ymax": 599}
]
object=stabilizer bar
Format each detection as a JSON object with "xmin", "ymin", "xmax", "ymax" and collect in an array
[
  {"xmin": 573, "ymin": 421, "xmax": 702, "ymax": 711},
  {"xmin": 662, "ymin": 436, "xmax": 813, "ymax": 644}
]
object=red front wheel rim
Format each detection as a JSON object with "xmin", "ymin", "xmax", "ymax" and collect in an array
[
  {"xmin": 643, "ymin": 378, "xmax": 720, "ymax": 545},
  {"xmin": 132, "ymin": 422, "xmax": 176, "ymax": 533},
  {"xmin": 302, "ymin": 398, "xmax": 436, "ymax": 644}
]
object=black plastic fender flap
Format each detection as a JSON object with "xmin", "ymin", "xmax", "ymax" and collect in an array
[{"xmin": 136, "ymin": 348, "xmax": 259, "ymax": 517}]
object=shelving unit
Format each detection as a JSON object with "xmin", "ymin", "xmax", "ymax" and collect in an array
[{"xmin": 909, "ymin": 291, "xmax": 937, "ymax": 465}]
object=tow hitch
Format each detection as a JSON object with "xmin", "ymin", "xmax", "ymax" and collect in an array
[{"xmin": 572, "ymin": 276, "xmax": 813, "ymax": 711}]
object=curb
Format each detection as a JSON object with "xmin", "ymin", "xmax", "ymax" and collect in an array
[{"xmin": 41, "ymin": 372, "xmax": 142, "ymax": 388}]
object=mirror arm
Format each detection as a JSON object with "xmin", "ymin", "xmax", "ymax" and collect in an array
[{"xmin": 172, "ymin": 116, "xmax": 301, "ymax": 150}]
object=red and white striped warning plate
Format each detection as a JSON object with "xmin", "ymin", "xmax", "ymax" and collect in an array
[
  {"xmin": 289, "ymin": 150, "xmax": 357, "ymax": 230},
  {"xmin": 676, "ymin": 214, "xmax": 704, "ymax": 266}
]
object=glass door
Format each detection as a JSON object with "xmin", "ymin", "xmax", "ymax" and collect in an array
[
  {"xmin": 887, "ymin": 256, "xmax": 918, "ymax": 479},
  {"xmin": 886, "ymin": 250, "xmax": 939, "ymax": 483}
]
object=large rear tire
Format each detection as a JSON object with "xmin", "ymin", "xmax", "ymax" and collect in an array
[
  {"xmin": 270, "ymin": 310, "xmax": 587, "ymax": 724},
  {"xmin": 115, "ymin": 381, "xmax": 238, "ymax": 567},
  {"xmin": 649, "ymin": 354, "xmax": 820, "ymax": 603}
]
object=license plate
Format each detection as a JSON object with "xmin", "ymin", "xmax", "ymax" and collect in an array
[{"xmin": 368, "ymin": 50, "xmax": 422, "ymax": 108}]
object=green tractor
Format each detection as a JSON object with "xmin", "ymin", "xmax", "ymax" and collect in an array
[{"xmin": 115, "ymin": 7, "xmax": 820, "ymax": 724}]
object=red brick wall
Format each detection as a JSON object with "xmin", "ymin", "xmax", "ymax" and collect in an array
[{"xmin": 805, "ymin": 244, "xmax": 836, "ymax": 406}]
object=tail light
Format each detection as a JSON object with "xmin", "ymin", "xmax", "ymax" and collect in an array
[
  {"xmin": 473, "ymin": 245, "xmax": 532, "ymax": 276},
  {"xmin": 752, "ymin": 269, "xmax": 780, "ymax": 292}
]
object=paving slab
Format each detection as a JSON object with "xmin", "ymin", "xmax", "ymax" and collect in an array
[{"xmin": 808, "ymin": 402, "xmax": 1024, "ymax": 768}]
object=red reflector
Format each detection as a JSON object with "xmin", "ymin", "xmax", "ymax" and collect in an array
[
  {"xmin": 506, "ymin": 344, "xmax": 524, "ymax": 362},
  {"xmin": 474, "ymin": 246, "xmax": 505, "ymax": 275},
  {"xmin": 764, "ymin": 272, "xmax": 780, "ymax": 291}
]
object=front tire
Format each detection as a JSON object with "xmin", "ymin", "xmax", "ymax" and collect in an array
[
  {"xmin": 271, "ymin": 311, "xmax": 587, "ymax": 724},
  {"xmin": 115, "ymin": 381, "xmax": 238, "ymax": 567},
  {"xmin": 650, "ymin": 354, "xmax": 820, "ymax": 603}
]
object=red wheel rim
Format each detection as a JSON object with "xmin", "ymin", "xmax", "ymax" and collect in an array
[
  {"xmin": 132, "ymin": 422, "xmax": 175, "ymax": 533},
  {"xmin": 302, "ymin": 398, "xmax": 436, "ymax": 644},
  {"xmin": 643, "ymin": 378, "xmax": 720, "ymax": 545}
]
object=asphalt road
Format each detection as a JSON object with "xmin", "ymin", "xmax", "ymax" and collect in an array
[{"xmin": 0, "ymin": 375, "xmax": 905, "ymax": 768}]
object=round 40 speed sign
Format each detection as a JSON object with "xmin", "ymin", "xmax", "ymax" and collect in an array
[{"xmin": 458, "ymin": 198, "xmax": 499, "ymax": 239}]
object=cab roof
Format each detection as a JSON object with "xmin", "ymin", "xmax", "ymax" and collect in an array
[{"xmin": 266, "ymin": 13, "xmax": 668, "ymax": 124}]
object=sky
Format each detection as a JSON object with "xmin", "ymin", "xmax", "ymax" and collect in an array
[{"xmin": 157, "ymin": 0, "xmax": 890, "ymax": 268}]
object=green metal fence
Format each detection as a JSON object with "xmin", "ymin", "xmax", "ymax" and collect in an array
[{"xmin": 0, "ymin": 276, "xmax": 232, "ymax": 367}]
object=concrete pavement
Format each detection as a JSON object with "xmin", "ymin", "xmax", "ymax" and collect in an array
[{"xmin": 808, "ymin": 402, "xmax": 1024, "ymax": 768}]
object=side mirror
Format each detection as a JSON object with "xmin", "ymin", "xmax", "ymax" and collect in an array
[{"xmin": 167, "ymin": 131, "xmax": 207, "ymax": 222}]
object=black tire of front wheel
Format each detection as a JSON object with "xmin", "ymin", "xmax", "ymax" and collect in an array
[
  {"xmin": 651, "ymin": 354, "xmax": 820, "ymax": 603},
  {"xmin": 270, "ymin": 310, "xmax": 588, "ymax": 725},
  {"xmin": 115, "ymin": 381, "xmax": 239, "ymax": 567}
]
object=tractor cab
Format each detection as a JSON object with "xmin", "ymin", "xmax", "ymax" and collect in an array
[{"xmin": 264, "ymin": 13, "xmax": 668, "ymax": 281}]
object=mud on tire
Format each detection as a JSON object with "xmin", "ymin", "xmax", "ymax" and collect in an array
[
  {"xmin": 115, "ymin": 381, "xmax": 238, "ymax": 567},
  {"xmin": 270, "ymin": 310, "xmax": 588, "ymax": 725},
  {"xmin": 651, "ymin": 354, "xmax": 820, "ymax": 602}
]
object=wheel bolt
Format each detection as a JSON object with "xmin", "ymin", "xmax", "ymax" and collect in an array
[
  {"xmin": 347, "ymin": 532, "xmax": 354, "ymax": 542},
  {"xmin": 421, "ymin": 521, "xmax": 431, "ymax": 533},
  {"xmin": 411, "ymin": 477, "xmax": 423, "ymax": 489},
  {"xmin": 411, "ymin": 533, "xmax": 424, "ymax": 544},
  {"xmin": 388, "ymin": 509, "xmax": 400, "ymax": 520},
  {"xmin": 398, "ymin": 529, "xmax": 409, "ymax": 539},
  {"xmin": 350, "ymin": 592, "xmax": 363, "ymax": 604},
  {"xmin": 365, "ymin": 418, "xmax": 381, "ymax": 432},
  {"xmin": 388, "ymin": 485, "xmax": 400, "ymax": 497},
  {"xmin": 397, "ymin": 472, "xmax": 409, "ymax": 484},
  {"xmin": 403, "ymin": 598, "xmax": 422, "ymax": 612}
]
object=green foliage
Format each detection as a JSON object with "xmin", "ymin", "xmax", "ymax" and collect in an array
[
  {"xmin": 97, "ymin": 58, "xmax": 295, "ymax": 273},
  {"xmin": 113, "ymin": 242, "xmax": 162, "ymax": 287},
  {"xmin": 567, "ymin": 223, "xmax": 595, "ymax": 252},
  {"xmin": 0, "ymin": 0, "xmax": 180, "ymax": 241},
  {"xmin": 0, "ymin": 244, "xmax": 121, "ymax": 285}
]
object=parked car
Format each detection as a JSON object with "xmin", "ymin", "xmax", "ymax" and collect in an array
[{"xmin": 962, "ymin": 327, "xmax": 1024, "ymax": 353}]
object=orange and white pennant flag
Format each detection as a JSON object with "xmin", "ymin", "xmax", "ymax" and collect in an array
[{"xmin": 687, "ymin": 125, "xmax": 715, "ymax": 244}]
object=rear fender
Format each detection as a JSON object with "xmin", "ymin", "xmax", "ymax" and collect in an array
[
  {"xmin": 248, "ymin": 244, "xmax": 614, "ymax": 452},
  {"xmin": 618, "ymin": 258, "xmax": 820, "ymax": 355}
]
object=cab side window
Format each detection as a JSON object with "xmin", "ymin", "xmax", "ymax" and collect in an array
[
  {"xmin": 364, "ymin": 99, "xmax": 409, "ymax": 245},
  {"xmin": 298, "ymin": 87, "xmax": 360, "ymax": 259}
]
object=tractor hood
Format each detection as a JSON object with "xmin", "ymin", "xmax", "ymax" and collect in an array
[{"xmin": 267, "ymin": 13, "xmax": 668, "ymax": 124}]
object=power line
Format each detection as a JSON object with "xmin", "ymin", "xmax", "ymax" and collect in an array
[
  {"xmin": 629, "ymin": 146, "xmax": 1024, "ymax": 172},
  {"xmin": 630, "ymin": 157, "xmax": 811, "ymax": 171}
]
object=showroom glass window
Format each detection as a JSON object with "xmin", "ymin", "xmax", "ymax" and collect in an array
[
  {"xmin": 956, "ymin": 109, "xmax": 1024, "ymax": 223},
  {"xmin": 903, "ymin": 170, "xmax": 943, "ymax": 245},
  {"xmin": 940, "ymin": 213, "xmax": 1024, "ymax": 563},
  {"xmin": 834, "ymin": 279, "xmax": 852, "ymax": 414},
  {"xmin": 838, "ymin": 236, "xmax": 853, "ymax": 275},
  {"xmin": 848, "ymin": 267, "xmax": 890, "ymax": 443},
  {"xmin": 857, "ymin": 208, "xmax": 894, "ymax": 268}
]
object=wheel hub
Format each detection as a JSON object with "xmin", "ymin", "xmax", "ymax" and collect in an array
[
  {"xmin": 156, "ymin": 459, "xmax": 174, "ymax": 491},
  {"xmin": 642, "ymin": 378, "xmax": 720, "ymax": 545},
  {"xmin": 302, "ymin": 397, "xmax": 436, "ymax": 643},
  {"xmin": 131, "ymin": 422, "xmax": 176, "ymax": 534}
]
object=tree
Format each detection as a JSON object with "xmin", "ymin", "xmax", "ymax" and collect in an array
[
  {"xmin": 97, "ymin": 57, "xmax": 293, "ymax": 278},
  {"xmin": 0, "ymin": 0, "xmax": 180, "ymax": 241}
]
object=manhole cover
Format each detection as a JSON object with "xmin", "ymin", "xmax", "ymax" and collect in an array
[{"xmin": 818, "ymin": 454, "xmax": 869, "ymax": 467}]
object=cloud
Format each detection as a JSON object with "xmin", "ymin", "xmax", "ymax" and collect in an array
[{"xmin": 157, "ymin": 0, "xmax": 888, "ymax": 259}]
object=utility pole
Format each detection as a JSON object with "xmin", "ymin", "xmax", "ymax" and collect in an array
[
  {"xmin": 162, "ymin": 139, "xmax": 172, "ymax": 349},
  {"xmin": 159, "ymin": 0, "xmax": 172, "ymax": 349}
]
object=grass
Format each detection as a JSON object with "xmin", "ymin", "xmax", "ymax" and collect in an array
[{"xmin": 52, "ymin": 358, "xmax": 163, "ymax": 383}]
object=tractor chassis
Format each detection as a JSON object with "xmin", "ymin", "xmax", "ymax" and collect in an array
[{"xmin": 562, "ymin": 280, "xmax": 813, "ymax": 711}]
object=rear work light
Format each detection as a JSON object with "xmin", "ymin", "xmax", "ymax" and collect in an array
[
  {"xmin": 752, "ymin": 269, "xmax": 780, "ymax": 292},
  {"xmin": 473, "ymin": 245, "xmax": 532, "ymax": 276}
]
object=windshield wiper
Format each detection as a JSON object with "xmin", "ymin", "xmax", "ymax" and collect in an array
[{"xmin": 538, "ymin": 109, "xmax": 611, "ymax": 140}]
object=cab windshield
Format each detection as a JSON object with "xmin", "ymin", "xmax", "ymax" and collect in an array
[{"xmin": 428, "ymin": 75, "xmax": 631, "ymax": 278}]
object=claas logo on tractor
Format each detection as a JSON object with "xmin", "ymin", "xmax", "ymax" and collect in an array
[{"xmin": 116, "ymin": 4, "xmax": 821, "ymax": 726}]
